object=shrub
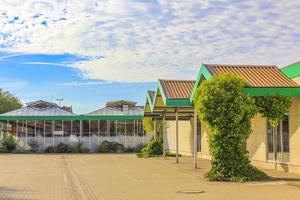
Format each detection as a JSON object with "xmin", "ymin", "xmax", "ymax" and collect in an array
[
  {"xmin": 96, "ymin": 141, "xmax": 125, "ymax": 153},
  {"xmin": 194, "ymin": 74, "xmax": 267, "ymax": 182},
  {"xmin": 0, "ymin": 133, "xmax": 18, "ymax": 153},
  {"xmin": 45, "ymin": 143, "xmax": 72, "ymax": 153},
  {"xmin": 125, "ymin": 143, "xmax": 147, "ymax": 153},
  {"xmin": 72, "ymin": 141, "xmax": 89, "ymax": 153},
  {"xmin": 137, "ymin": 138, "xmax": 163, "ymax": 158},
  {"xmin": 28, "ymin": 139, "xmax": 40, "ymax": 153}
]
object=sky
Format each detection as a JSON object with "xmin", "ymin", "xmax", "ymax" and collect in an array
[{"xmin": 0, "ymin": 0, "xmax": 300, "ymax": 113}]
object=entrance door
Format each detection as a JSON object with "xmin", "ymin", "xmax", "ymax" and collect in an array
[{"xmin": 267, "ymin": 115, "xmax": 290, "ymax": 163}]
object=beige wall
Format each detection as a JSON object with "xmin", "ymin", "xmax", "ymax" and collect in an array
[
  {"xmin": 165, "ymin": 120, "xmax": 194, "ymax": 156},
  {"xmin": 247, "ymin": 115, "xmax": 267, "ymax": 164},
  {"xmin": 164, "ymin": 98, "xmax": 300, "ymax": 173}
]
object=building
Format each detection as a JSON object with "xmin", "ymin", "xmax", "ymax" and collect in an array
[
  {"xmin": 0, "ymin": 100, "xmax": 149, "ymax": 151},
  {"xmin": 145, "ymin": 63, "xmax": 300, "ymax": 174}
]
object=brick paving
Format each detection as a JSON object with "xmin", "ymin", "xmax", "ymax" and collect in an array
[{"xmin": 0, "ymin": 154, "xmax": 300, "ymax": 200}]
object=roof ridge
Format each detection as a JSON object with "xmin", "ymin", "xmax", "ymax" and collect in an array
[
  {"xmin": 159, "ymin": 79, "xmax": 195, "ymax": 82},
  {"xmin": 204, "ymin": 64, "xmax": 277, "ymax": 68}
]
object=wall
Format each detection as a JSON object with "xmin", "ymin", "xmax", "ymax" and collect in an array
[{"xmin": 164, "ymin": 120, "xmax": 194, "ymax": 156}]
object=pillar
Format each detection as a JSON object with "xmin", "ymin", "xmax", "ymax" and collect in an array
[
  {"xmin": 163, "ymin": 114, "xmax": 166, "ymax": 158},
  {"xmin": 193, "ymin": 108, "xmax": 198, "ymax": 169},
  {"xmin": 176, "ymin": 108, "xmax": 179, "ymax": 164}
]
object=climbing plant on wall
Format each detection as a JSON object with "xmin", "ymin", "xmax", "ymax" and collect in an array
[
  {"xmin": 254, "ymin": 95, "xmax": 292, "ymax": 128},
  {"xmin": 193, "ymin": 74, "xmax": 267, "ymax": 182}
]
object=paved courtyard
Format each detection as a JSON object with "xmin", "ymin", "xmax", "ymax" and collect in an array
[{"xmin": 0, "ymin": 154, "xmax": 300, "ymax": 200}]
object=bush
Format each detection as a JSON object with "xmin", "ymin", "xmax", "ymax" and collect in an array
[
  {"xmin": 137, "ymin": 138, "xmax": 163, "ymax": 158},
  {"xmin": 72, "ymin": 141, "xmax": 89, "ymax": 153},
  {"xmin": 194, "ymin": 74, "xmax": 267, "ymax": 182},
  {"xmin": 0, "ymin": 133, "xmax": 18, "ymax": 153},
  {"xmin": 96, "ymin": 141, "xmax": 125, "ymax": 153},
  {"xmin": 28, "ymin": 139, "xmax": 40, "ymax": 153},
  {"xmin": 125, "ymin": 143, "xmax": 147, "ymax": 153},
  {"xmin": 45, "ymin": 143, "xmax": 72, "ymax": 153}
]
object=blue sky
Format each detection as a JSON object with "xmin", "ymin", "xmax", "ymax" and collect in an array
[{"xmin": 0, "ymin": 0, "xmax": 300, "ymax": 113}]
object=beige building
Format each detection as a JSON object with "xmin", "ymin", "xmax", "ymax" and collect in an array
[{"xmin": 145, "ymin": 62, "xmax": 300, "ymax": 174}]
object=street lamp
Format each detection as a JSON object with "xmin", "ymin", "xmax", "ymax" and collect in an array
[{"xmin": 56, "ymin": 98, "xmax": 64, "ymax": 107}]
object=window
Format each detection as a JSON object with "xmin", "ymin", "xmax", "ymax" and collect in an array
[{"xmin": 267, "ymin": 115, "xmax": 289, "ymax": 163}]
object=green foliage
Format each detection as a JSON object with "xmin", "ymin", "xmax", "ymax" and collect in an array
[
  {"xmin": 45, "ymin": 142, "xmax": 90, "ymax": 153},
  {"xmin": 194, "ymin": 74, "xmax": 267, "ymax": 182},
  {"xmin": 143, "ymin": 118, "xmax": 164, "ymax": 138},
  {"xmin": 165, "ymin": 151, "xmax": 181, "ymax": 157},
  {"xmin": 96, "ymin": 141, "xmax": 125, "ymax": 153},
  {"xmin": 45, "ymin": 143, "xmax": 73, "ymax": 153},
  {"xmin": 71, "ymin": 140, "xmax": 89, "ymax": 153},
  {"xmin": 254, "ymin": 95, "xmax": 292, "ymax": 128},
  {"xmin": 0, "ymin": 133, "xmax": 18, "ymax": 153},
  {"xmin": 0, "ymin": 89, "xmax": 22, "ymax": 114},
  {"xmin": 28, "ymin": 139, "xmax": 40, "ymax": 153},
  {"xmin": 125, "ymin": 143, "xmax": 146, "ymax": 153},
  {"xmin": 137, "ymin": 138, "xmax": 163, "ymax": 158},
  {"xmin": 106, "ymin": 100, "xmax": 136, "ymax": 108}
]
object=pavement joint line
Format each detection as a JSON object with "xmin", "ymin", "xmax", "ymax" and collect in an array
[{"xmin": 62, "ymin": 156, "xmax": 89, "ymax": 200}]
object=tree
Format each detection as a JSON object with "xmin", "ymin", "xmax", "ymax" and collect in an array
[
  {"xmin": 143, "ymin": 118, "xmax": 164, "ymax": 139},
  {"xmin": 194, "ymin": 74, "xmax": 267, "ymax": 182},
  {"xmin": 106, "ymin": 100, "xmax": 136, "ymax": 108},
  {"xmin": 0, "ymin": 89, "xmax": 22, "ymax": 114},
  {"xmin": 254, "ymin": 95, "xmax": 292, "ymax": 128}
]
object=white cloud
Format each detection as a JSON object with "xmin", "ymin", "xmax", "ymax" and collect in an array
[
  {"xmin": 0, "ymin": 79, "xmax": 28, "ymax": 90},
  {"xmin": 0, "ymin": 0, "xmax": 300, "ymax": 82}
]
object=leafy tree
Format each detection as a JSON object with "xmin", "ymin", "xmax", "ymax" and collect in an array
[
  {"xmin": 0, "ymin": 89, "xmax": 22, "ymax": 114},
  {"xmin": 254, "ymin": 95, "xmax": 292, "ymax": 128},
  {"xmin": 106, "ymin": 100, "xmax": 136, "ymax": 108},
  {"xmin": 0, "ymin": 133, "xmax": 18, "ymax": 153},
  {"xmin": 143, "ymin": 118, "xmax": 164, "ymax": 139},
  {"xmin": 194, "ymin": 74, "xmax": 267, "ymax": 182}
]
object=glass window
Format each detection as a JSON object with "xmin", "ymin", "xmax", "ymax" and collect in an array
[{"xmin": 267, "ymin": 115, "xmax": 289, "ymax": 163}]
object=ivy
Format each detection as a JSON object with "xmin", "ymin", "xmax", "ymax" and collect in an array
[
  {"xmin": 254, "ymin": 95, "xmax": 292, "ymax": 128},
  {"xmin": 194, "ymin": 74, "xmax": 267, "ymax": 182}
]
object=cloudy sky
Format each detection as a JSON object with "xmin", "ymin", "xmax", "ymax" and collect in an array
[{"xmin": 0, "ymin": 0, "xmax": 300, "ymax": 113}]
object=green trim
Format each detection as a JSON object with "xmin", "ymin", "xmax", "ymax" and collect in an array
[
  {"xmin": 144, "ymin": 91, "xmax": 154, "ymax": 112},
  {"xmin": 281, "ymin": 62, "xmax": 300, "ymax": 79},
  {"xmin": 0, "ymin": 115, "xmax": 143, "ymax": 121},
  {"xmin": 166, "ymin": 99, "xmax": 191, "ymax": 107},
  {"xmin": 190, "ymin": 64, "xmax": 212, "ymax": 102},
  {"xmin": 244, "ymin": 87, "xmax": 300, "ymax": 96}
]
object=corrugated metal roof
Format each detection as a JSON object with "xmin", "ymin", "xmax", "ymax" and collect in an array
[
  {"xmin": 148, "ymin": 90, "xmax": 155, "ymax": 102},
  {"xmin": 205, "ymin": 64, "xmax": 298, "ymax": 87},
  {"xmin": 159, "ymin": 80, "xmax": 195, "ymax": 99},
  {"xmin": 0, "ymin": 107, "xmax": 75, "ymax": 116},
  {"xmin": 87, "ymin": 106, "xmax": 144, "ymax": 116}
]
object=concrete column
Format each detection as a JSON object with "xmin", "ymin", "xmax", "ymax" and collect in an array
[
  {"xmin": 43, "ymin": 120, "xmax": 46, "ymax": 149},
  {"xmin": 34, "ymin": 120, "xmax": 37, "ymax": 142},
  {"xmin": 124, "ymin": 120, "xmax": 127, "ymax": 147},
  {"xmin": 176, "ymin": 108, "xmax": 179, "ymax": 164},
  {"xmin": 62, "ymin": 120, "xmax": 64, "ymax": 143},
  {"xmin": 16, "ymin": 120, "xmax": 19, "ymax": 138},
  {"xmin": 133, "ymin": 120, "xmax": 136, "ymax": 146},
  {"xmin": 163, "ymin": 114, "xmax": 166, "ymax": 158},
  {"xmin": 193, "ymin": 108, "xmax": 198, "ymax": 169},
  {"xmin": 25, "ymin": 120, "xmax": 28, "ymax": 146},
  {"xmin": 89, "ymin": 120, "xmax": 91, "ymax": 149},
  {"xmin": 153, "ymin": 118, "xmax": 157, "ymax": 139},
  {"xmin": 97, "ymin": 120, "xmax": 100, "ymax": 145},
  {"xmin": 115, "ymin": 120, "xmax": 117, "ymax": 143},
  {"xmin": 52, "ymin": 120, "xmax": 55, "ymax": 146},
  {"xmin": 80, "ymin": 120, "xmax": 83, "ymax": 141}
]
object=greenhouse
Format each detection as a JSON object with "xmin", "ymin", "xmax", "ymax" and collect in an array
[{"xmin": 0, "ymin": 100, "xmax": 150, "ymax": 151}]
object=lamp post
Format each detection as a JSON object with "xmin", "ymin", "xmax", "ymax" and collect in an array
[{"xmin": 56, "ymin": 98, "xmax": 64, "ymax": 107}]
